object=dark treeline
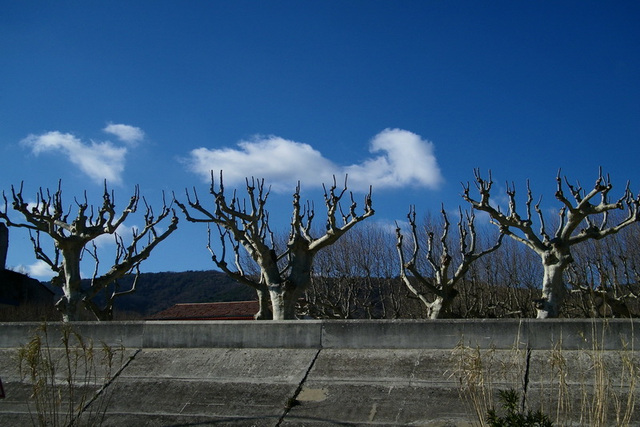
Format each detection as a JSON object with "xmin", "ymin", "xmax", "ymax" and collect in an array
[{"xmin": 303, "ymin": 219, "xmax": 640, "ymax": 319}]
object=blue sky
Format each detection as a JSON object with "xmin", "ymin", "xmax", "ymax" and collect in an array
[{"xmin": 1, "ymin": 1, "xmax": 639, "ymax": 279}]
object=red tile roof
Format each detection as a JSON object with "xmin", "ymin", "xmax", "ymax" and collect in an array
[{"xmin": 148, "ymin": 301, "xmax": 260, "ymax": 321}]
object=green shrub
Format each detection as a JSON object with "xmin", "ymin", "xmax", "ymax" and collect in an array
[{"xmin": 486, "ymin": 389, "xmax": 553, "ymax": 427}]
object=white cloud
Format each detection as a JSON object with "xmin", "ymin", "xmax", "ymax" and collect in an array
[
  {"xmin": 103, "ymin": 123, "xmax": 145, "ymax": 145},
  {"xmin": 92, "ymin": 223, "xmax": 138, "ymax": 248},
  {"xmin": 184, "ymin": 129, "xmax": 443, "ymax": 193},
  {"xmin": 345, "ymin": 129, "xmax": 443, "ymax": 191},
  {"xmin": 376, "ymin": 218, "xmax": 406, "ymax": 236},
  {"xmin": 187, "ymin": 136, "xmax": 339, "ymax": 192},
  {"xmin": 21, "ymin": 130, "xmax": 129, "ymax": 185},
  {"xmin": 12, "ymin": 260, "xmax": 56, "ymax": 280}
]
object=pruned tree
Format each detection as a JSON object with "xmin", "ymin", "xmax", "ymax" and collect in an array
[
  {"xmin": 462, "ymin": 169, "xmax": 640, "ymax": 318},
  {"xmin": 175, "ymin": 173, "xmax": 374, "ymax": 320},
  {"xmin": 0, "ymin": 181, "xmax": 179, "ymax": 321},
  {"xmin": 396, "ymin": 205, "xmax": 503, "ymax": 319}
]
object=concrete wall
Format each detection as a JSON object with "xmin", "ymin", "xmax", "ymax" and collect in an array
[
  {"xmin": 2, "ymin": 319, "xmax": 639, "ymax": 426},
  {"xmin": 2, "ymin": 318, "xmax": 637, "ymax": 350}
]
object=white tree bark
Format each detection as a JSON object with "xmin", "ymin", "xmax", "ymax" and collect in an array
[
  {"xmin": 537, "ymin": 251, "xmax": 571, "ymax": 318},
  {"xmin": 59, "ymin": 245, "xmax": 83, "ymax": 322},
  {"xmin": 1, "ymin": 182, "xmax": 178, "ymax": 321},
  {"xmin": 176, "ymin": 174, "xmax": 374, "ymax": 320},
  {"xmin": 396, "ymin": 205, "xmax": 503, "ymax": 319},
  {"xmin": 463, "ymin": 169, "xmax": 639, "ymax": 318}
]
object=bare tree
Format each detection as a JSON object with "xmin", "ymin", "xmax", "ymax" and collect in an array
[
  {"xmin": 396, "ymin": 205, "xmax": 503, "ymax": 319},
  {"xmin": 457, "ymin": 237, "xmax": 540, "ymax": 318},
  {"xmin": 304, "ymin": 222, "xmax": 400, "ymax": 319},
  {"xmin": 462, "ymin": 169, "xmax": 639, "ymax": 318},
  {"xmin": 566, "ymin": 223, "xmax": 640, "ymax": 317},
  {"xmin": 1, "ymin": 182, "xmax": 179, "ymax": 321},
  {"xmin": 175, "ymin": 173, "xmax": 374, "ymax": 320}
]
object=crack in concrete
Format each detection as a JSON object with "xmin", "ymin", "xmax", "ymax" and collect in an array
[
  {"xmin": 521, "ymin": 346, "xmax": 532, "ymax": 412},
  {"xmin": 75, "ymin": 348, "xmax": 142, "ymax": 423},
  {"xmin": 275, "ymin": 348, "xmax": 322, "ymax": 427}
]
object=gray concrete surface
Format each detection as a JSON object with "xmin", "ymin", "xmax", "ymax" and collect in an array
[{"xmin": 1, "ymin": 319, "xmax": 638, "ymax": 426}]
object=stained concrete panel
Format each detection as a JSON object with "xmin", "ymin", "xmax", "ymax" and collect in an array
[
  {"xmin": 100, "ymin": 348, "xmax": 319, "ymax": 425},
  {"xmin": 1, "ymin": 320, "xmax": 639, "ymax": 426},
  {"xmin": 142, "ymin": 321, "xmax": 323, "ymax": 348},
  {"xmin": 283, "ymin": 349, "xmax": 472, "ymax": 426}
]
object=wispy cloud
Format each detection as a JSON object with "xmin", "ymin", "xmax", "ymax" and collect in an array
[
  {"xmin": 12, "ymin": 260, "xmax": 56, "ymax": 280},
  {"xmin": 21, "ymin": 124, "xmax": 144, "ymax": 185},
  {"xmin": 184, "ymin": 128, "xmax": 443, "ymax": 192},
  {"xmin": 103, "ymin": 123, "xmax": 145, "ymax": 145}
]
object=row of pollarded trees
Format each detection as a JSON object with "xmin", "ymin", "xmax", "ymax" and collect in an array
[
  {"xmin": 2, "ymin": 168, "xmax": 639, "ymax": 321},
  {"xmin": 173, "ymin": 168, "xmax": 639, "ymax": 320},
  {"xmin": 393, "ymin": 169, "xmax": 639, "ymax": 319},
  {"xmin": 0, "ymin": 174, "xmax": 373, "ymax": 322},
  {"xmin": 309, "ymin": 207, "xmax": 640, "ymax": 320}
]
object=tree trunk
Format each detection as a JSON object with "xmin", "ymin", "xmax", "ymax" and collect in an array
[
  {"xmin": 536, "ymin": 253, "xmax": 569, "ymax": 319},
  {"xmin": 269, "ymin": 283, "xmax": 299, "ymax": 320},
  {"xmin": 426, "ymin": 297, "xmax": 445, "ymax": 320},
  {"xmin": 426, "ymin": 287, "xmax": 458, "ymax": 319},
  {"xmin": 60, "ymin": 246, "xmax": 84, "ymax": 322},
  {"xmin": 254, "ymin": 286, "xmax": 273, "ymax": 320},
  {"xmin": 267, "ymin": 247, "xmax": 312, "ymax": 320}
]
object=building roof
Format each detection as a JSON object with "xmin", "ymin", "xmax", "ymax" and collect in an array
[{"xmin": 147, "ymin": 301, "xmax": 260, "ymax": 320}]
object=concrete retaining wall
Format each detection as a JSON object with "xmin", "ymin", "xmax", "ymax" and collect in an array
[
  {"xmin": 2, "ymin": 319, "xmax": 638, "ymax": 350},
  {"xmin": 2, "ymin": 319, "xmax": 639, "ymax": 426}
]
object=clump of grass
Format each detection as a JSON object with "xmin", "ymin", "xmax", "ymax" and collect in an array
[
  {"xmin": 452, "ymin": 323, "xmax": 528, "ymax": 427},
  {"xmin": 452, "ymin": 339, "xmax": 529, "ymax": 427},
  {"xmin": 17, "ymin": 323, "xmax": 125, "ymax": 427},
  {"xmin": 486, "ymin": 389, "xmax": 553, "ymax": 427}
]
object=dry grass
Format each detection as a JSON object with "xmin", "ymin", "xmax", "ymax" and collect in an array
[
  {"xmin": 17, "ymin": 323, "xmax": 126, "ymax": 427},
  {"xmin": 452, "ymin": 321, "xmax": 639, "ymax": 426}
]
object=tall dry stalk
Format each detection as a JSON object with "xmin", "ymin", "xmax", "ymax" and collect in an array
[
  {"xmin": 17, "ymin": 323, "xmax": 125, "ymax": 427},
  {"xmin": 615, "ymin": 336, "xmax": 637, "ymax": 426},
  {"xmin": 545, "ymin": 339, "xmax": 571, "ymax": 426},
  {"xmin": 452, "ymin": 341, "xmax": 496, "ymax": 426},
  {"xmin": 454, "ymin": 320, "xmax": 639, "ymax": 426},
  {"xmin": 577, "ymin": 320, "xmax": 638, "ymax": 427}
]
